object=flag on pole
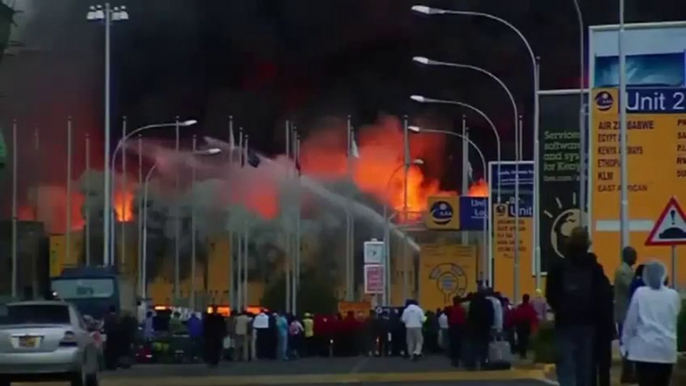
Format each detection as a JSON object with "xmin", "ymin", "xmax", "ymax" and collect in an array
[
  {"xmin": 467, "ymin": 160, "xmax": 473, "ymax": 182},
  {"xmin": 229, "ymin": 118, "xmax": 235, "ymax": 151},
  {"xmin": 350, "ymin": 135, "xmax": 359, "ymax": 159}
]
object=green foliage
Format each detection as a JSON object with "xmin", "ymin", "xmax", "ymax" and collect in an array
[
  {"xmin": 261, "ymin": 268, "xmax": 338, "ymax": 315},
  {"xmin": 533, "ymin": 321, "xmax": 556, "ymax": 363},
  {"xmin": 678, "ymin": 299, "xmax": 686, "ymax": 352}
]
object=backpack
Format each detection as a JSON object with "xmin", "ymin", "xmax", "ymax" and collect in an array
[{"xmin": 560, "ymin": 259, "xmax": 594, "ymax": 314}]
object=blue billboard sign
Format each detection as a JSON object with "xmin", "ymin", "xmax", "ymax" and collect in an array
[
  {"xmin": 489, "ymin": 161, "xmax": 534, "ymax": 193},
  {"xmin": 459, "ymin": 197, "xmax": 487, "ymax": 231}
]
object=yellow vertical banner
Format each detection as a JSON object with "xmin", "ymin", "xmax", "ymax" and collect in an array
[
  {"xmin": 418, "ymin": 244, "xmax": 477, "ymax": 311},
  {"xmin": 426, "ymin": 195, "xmax": 460, "ymax": 230},
  {"xmin": 207, "ymin": 235, "xmax": 231, "ymax": 304},
  {"xmin": 49, "ymin": 235, "xmax": 65, "ymax": 277},
  {"xmin": 493, "ymin": 203, "xmax": 535, "ymax": 301}
]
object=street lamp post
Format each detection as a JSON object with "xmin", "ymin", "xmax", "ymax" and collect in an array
[
  {"xmin": 382, "ymin": 159, "xmax": 424, "ymax": 306},
  {"xmin": 409, "ymin": 95, "xmax": 502, "ymax": 200},
  {"xmin": 87, "ymin": 3, "xmax": 129, "ymax": 268},
  {"xmin": 141, "ymin": 147, "xmax": 221, "ymax": 299},
  {"xmin": 412, "ymin": 5, "xmax": 538, "ymax": 298},
  {"xmin": 107, "ymin": 119, "xmax": 197, "ymax": 265}
]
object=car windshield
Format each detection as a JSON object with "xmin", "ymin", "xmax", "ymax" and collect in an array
[
  {"xmin": 51, "ymin": 278, "xmax": 115, "ymax": 299},
  {"xmin": 0, "ymin": 304, "xmax": 71, "ymax": 325}
]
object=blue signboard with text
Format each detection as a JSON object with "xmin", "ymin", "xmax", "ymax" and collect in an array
[{"xmin": 459, "ymin": 197, "xmax": 487, "ymax": 230}]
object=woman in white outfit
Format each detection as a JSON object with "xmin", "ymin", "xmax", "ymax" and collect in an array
[{"xmin": 621, "ymin": 261, "xmax": 681, "ymax": 386}]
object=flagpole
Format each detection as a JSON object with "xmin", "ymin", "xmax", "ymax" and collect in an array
[
  {"xmin": 11, "ymin": 120, "xmax": 18, "ymax": 299},
  {"xmin": 66, "ymin": 117, "xmax": 73, "ymax": 266},
  {"xmin": 191, "ymin": 135, "xmax": 197, "ymax": 310},
  {"xmin": 402, "ymin": 115, "xmax": 409, "ymax": 300},
  {"xmin": 237, "ymin": 128, "xmax": 244, "ymax": 310},
  {"xmin": 228, "ymin": 116, "xmax": 235, "ymax": 310},
  {"xmin": 461, "ymin": 115, "xmax": 468, "ymax": 245},
  {"xmin": 137, "ymin": 135, "xmax": 142, "ymax": 290},
  {"xmin": 86, "ymin": 133, "xmax": 91, "ymax": 266},
  {"xmin": 346, "ymin": 115, "xmax": 353, "ymax": 301},
  {"xmin": 174, "ymin": 117, "xmax": 180, "ymax": 302},
  {"xmin": 285, "ymin": 121, "xmax": 291, "ymax": 312},
  {"xmin": 33, "ymin": 128, "xmax": 40, "ymax": 295},
  {"xmin": 295, "ymin": 133, "xmax": 301, "ymax": 314},
  {"xmin": 243, "ymin": 134, "xmax": 250, "ymax": 309},
  {"xmin": 121, "ymin": 117, "xmax": 127, "ymax": 270}
]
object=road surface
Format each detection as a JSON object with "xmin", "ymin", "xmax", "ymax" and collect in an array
[{"xmin": 93, "ymin": 356, "xmax": 553, "ymax": 386}]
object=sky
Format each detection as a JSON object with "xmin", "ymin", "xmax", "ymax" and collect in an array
[{"xmin": 1, "ymin": 0, "xmax": 685, "ymax": 215}]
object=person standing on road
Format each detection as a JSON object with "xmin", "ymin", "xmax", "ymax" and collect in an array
[
  {"xmin": 302, "ymin": 313, "xmax": 314, "ymax": 357},
  {"xmin": 530, "ymin": 289, "xmax": 548, "ymax": 322},
  {"xmin": 276, "ymin": 312, "xmax": 289, "ymax": 360},
  {"xmin": 466, "ymin": 289, "xmax": 494, "ymax": 370},
  {"xmin": 233, "ymin": 311, "xmax": 251, "ymax": 361},
  {"xmin": 252, "ymin": 309, "xmax": 270, "ymax": 359},
  {"xmin": 514, "ymin": 294, "xmax": 538, "ymax": 359},
  {"xmin": 592, "ymin": 254, "xmax": 615, "ymax": 386},
  {"xmin": 546, "ymin": 227, "xmax": 608, "ymax": 386},
  {"xmin": 614, "ymin": 246, "xmax": 637, "ymax": 383},
  {"xmin": 621, "ymin": 261, "xmax": 681, "ymax": 386},
  {"xmin": 103, "ymin": 305, "xmax": 120, "ymax": 370},
  {"xmin": 187, "ymin": 312, "xmax": 203, "ymax": 362},
  {"xmin": 438, "ymin": 308, "xmax": 449, "ymax": 352},
  {"xmin": 203, "ymin": 307, "xmax": 226, "ymax": 367},
  {"xmin": 447, "ymin": 296, "xmax": 466, "ymax": 367},
  {"xmin": 401, "ymin": 299, "xmax": 425, "ymax": 361}
]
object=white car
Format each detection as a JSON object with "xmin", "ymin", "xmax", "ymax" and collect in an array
[{"xmin": 0, "ymin": 301, "xmax": 100, "ymax": 386}]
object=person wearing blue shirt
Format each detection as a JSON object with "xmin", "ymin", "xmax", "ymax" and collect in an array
[{"xmin": 276, "ymin": 313, "xmax": 289, "ymax": 360}]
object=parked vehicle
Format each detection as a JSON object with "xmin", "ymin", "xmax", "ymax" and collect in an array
[{"xmin": 0, "ymin": 301, "xmax": 100, "ymax": 386}]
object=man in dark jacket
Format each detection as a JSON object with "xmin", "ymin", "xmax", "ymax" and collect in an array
[
  {"xmin": 546, "ymin": 227, "xmax": 608, "ymax": 386},
  {"xmin": 466, "ymin": 289, "xmax": 494, "ymax": 370}
]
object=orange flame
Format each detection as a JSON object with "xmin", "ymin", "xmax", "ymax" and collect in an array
[
  {"xmin": 300, "ymin": 115, "xmax": 488, "ymax": 218},
  {"xmin": 114, "ymin": 189, "xmax": 134, "ymax": 222},
  {"xmin": 467, "ymin": 179, "xmax": 489, "ymax": 197}
]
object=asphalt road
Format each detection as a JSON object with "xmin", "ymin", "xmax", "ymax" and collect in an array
[{"xmin": 93, "ymin": 357, "xmax": 553, "ymax": 386}]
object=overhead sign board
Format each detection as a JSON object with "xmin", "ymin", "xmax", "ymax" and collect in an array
[
  {"xmin": 426, "ymin": 195, "xmax": 460, "ymax": 230},
  {"xmin": 646, "ymin": 197, "xmax": 686, "ymax": 246},
  {"xmin": 459, "ymin": 197, "xmax": 487, "ymax": 231},
  {"xmin": 363, "ymin": 240, "xmax": 385, "ymax": 265}
]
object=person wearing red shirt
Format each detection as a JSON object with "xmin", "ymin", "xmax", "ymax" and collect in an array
[
  {"xmin": 514, "ymin": 294, "xmax": 539, "ymax": 359},
  {"xmin": 447, "ymin": 295, "xmax": 467, "ymax": 367}
]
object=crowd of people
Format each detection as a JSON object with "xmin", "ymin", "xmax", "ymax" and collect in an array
[
  {"xmin": 545, "ymin": 226, "xmax": 682, "ymax": 386},
  {"xmin": 132, "ymin": 289, "xmax": 548, "ymax": 372}
]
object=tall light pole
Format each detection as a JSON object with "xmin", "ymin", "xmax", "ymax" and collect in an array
[
  {"xmin": 618, "ymin": 0, "xmax": 629, "ymax": 250},
  {"xmin": 87, "ymin": 3, "xmax": 129, "ymax": 268},
  {"xmin": 572, "ymin": 0, "xmax": 587, "ymax": 227},
  {"xmin": 382, "ymin": 159, "xmax": 424, "ymax": 306},
  {"xmin": 412, "ymin": 5, "xmax": 538, "ymax": 292},
  {"xmin": 107, "ymin": 119, "xmax": 197, "ymax": 265},
  {"xmin": 410, "ymin": 127, "xmax": 490, "ymax": 276}
]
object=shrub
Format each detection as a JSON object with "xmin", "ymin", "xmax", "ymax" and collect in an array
[{"xmin": 533, "ymin": 321, "xmax": 556, "ymax": 363}]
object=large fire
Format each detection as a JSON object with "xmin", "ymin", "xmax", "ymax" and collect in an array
[{"xmin": 300, "ymin": 115, "xmax": 489, "ymax": 216}]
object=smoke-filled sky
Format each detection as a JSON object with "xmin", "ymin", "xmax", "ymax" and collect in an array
[{"xmin": 1, "ymin": 0, "xmax": 685, "ymax": 224}]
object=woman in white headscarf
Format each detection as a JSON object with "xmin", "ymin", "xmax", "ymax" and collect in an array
[{"xmin": 621, "ymin": 261, "xmax": 681, "ymax": 386}]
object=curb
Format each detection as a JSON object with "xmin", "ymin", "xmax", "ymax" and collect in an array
[{"xmin": 100, "ymin": 368, "xmax": 550, "ymax": 385}]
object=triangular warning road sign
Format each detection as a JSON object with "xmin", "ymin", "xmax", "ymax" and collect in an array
[{"xmin": 645, "ymin": 197, "xmax": 686, "ymax": 246}]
